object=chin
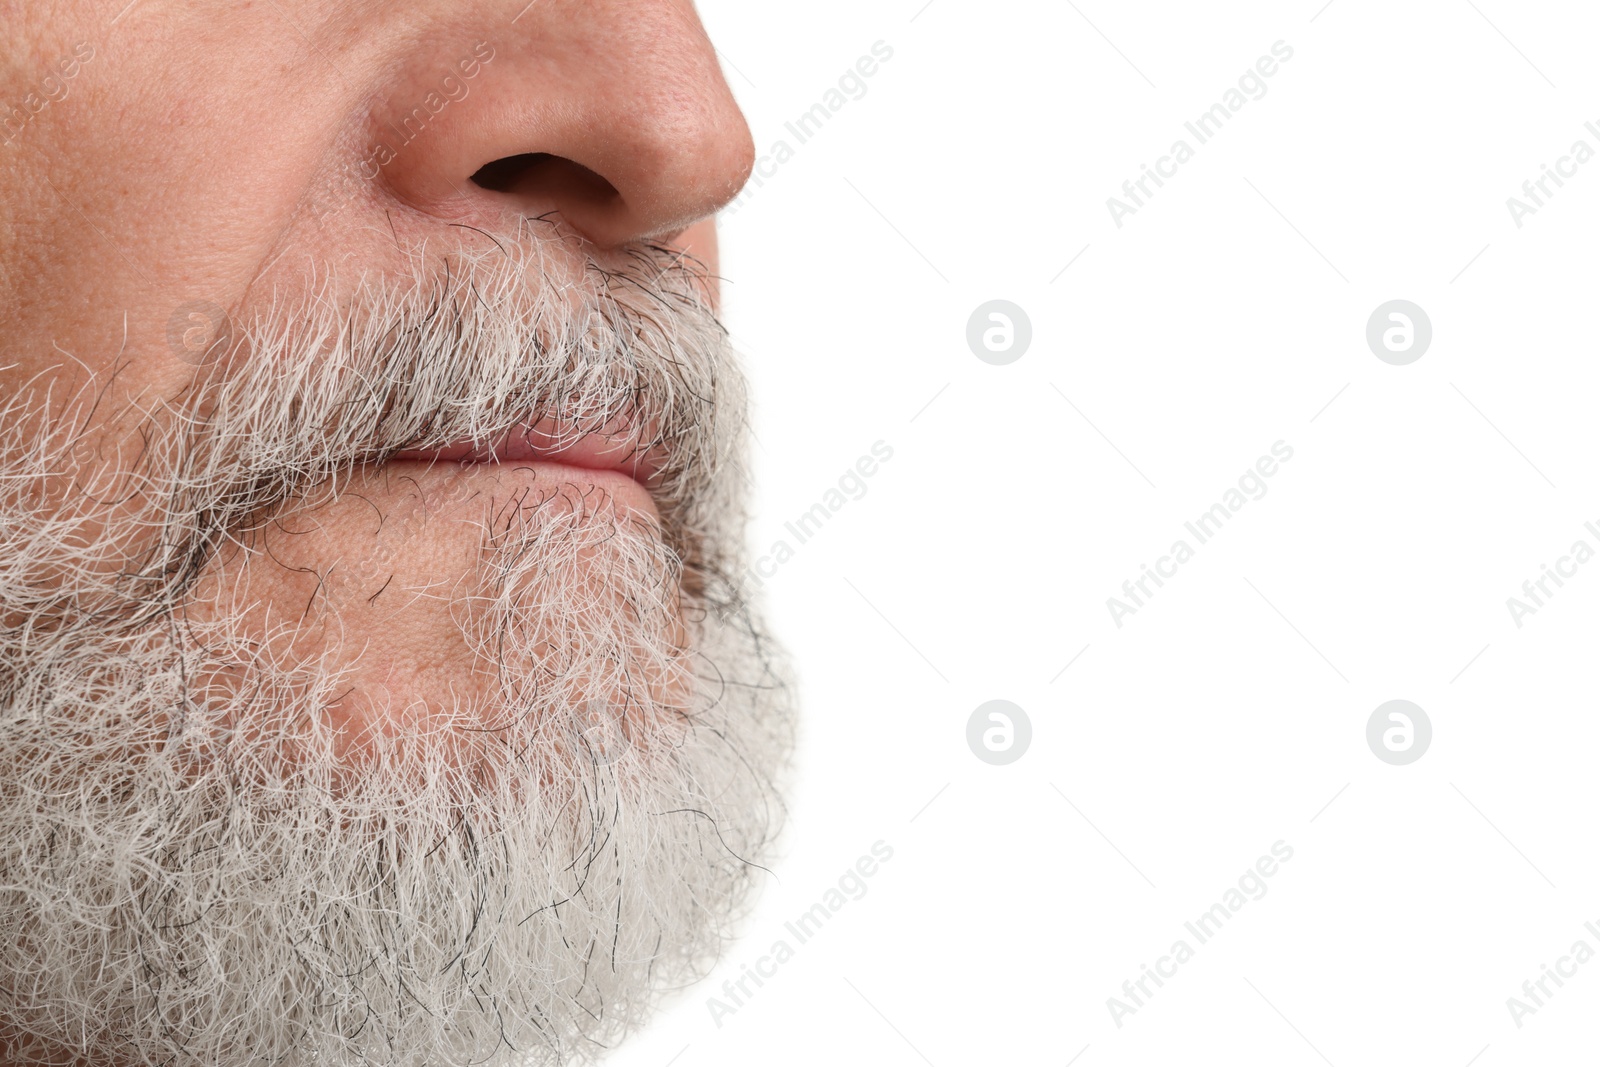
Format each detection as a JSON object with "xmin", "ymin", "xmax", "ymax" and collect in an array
[{"xmin": 0, "ymin": 239, "xmax": 795, "ymax": 1066}]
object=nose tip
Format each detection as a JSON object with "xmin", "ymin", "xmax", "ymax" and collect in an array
[{"xmin": 376, "ymin": 2, "xmax": 755, "ymax": 248}]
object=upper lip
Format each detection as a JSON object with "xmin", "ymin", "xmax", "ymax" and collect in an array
[{"xmin": 390, "ymin": 417, "xmax": 665, "ymax": 488}]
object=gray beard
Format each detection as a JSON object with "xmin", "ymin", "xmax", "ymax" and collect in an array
[{"xmin": 0, "ymin": 236, "xmax": 793, "ymax": 1065}]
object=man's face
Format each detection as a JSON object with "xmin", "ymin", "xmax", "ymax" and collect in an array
[{"xmin": 0, "ymin": 2, "xmax": 790, "ymax": 1064}]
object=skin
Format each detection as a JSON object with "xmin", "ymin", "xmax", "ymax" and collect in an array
[{"xmin": 0, "ymin": 0, "xmax": 754, "ymax": 746}]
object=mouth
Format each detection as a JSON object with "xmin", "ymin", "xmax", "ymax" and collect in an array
[{"xmin": 389, "ymin": 418, "xmax": 665, "ymax": 514}]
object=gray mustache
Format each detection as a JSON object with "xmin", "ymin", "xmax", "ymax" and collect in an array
[{"xmin": 15, "ymin": 241, "xmax": 741, "ymax": 627}]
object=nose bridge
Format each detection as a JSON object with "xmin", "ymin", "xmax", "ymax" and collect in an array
[{"xmin": 371, "ymin": 0, "xmax": 755, "ymax": 247}]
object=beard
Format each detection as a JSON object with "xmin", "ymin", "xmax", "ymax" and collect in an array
[{"xmin": 0, "ymin": 232, "xmax": 793, "ymax": 1065}]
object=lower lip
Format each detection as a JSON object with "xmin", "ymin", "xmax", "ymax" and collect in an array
[{"xmin": 385, "ymin": 454, "xmax": 659, "ymax": 518}]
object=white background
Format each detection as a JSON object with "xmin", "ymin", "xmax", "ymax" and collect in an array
[{"xmin": 614, "ymin": 2, "xmax": 1600, "ymax": 1064}]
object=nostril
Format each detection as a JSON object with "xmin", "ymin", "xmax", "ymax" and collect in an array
[
  {"xmin": 469, "ymin": 152, "xmax": 622, "ymax": 210},
  {"xmin": 469, "ymin": 152, "xmax": 552, "ymax": 193}
]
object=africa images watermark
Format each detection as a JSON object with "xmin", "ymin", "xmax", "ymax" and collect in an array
[
  {"xmin": 1, "ymin": 42, "xmax": 96, "ymax": 147},
  {"xmin": 1504, "ymin": 920, "xmax": 1600, "ymax": 1029},
  {"xmin": 1505, "ymin": 119, "xmax": 1600, "ymax": 229},
  {"xmin": 1107, "ymin": 441, "xmax": 1295, "ymax": 628},
  {"xmin": 736, "ymin": 440, "xmax": 894, "ymax": 594},
  {"xmin": 1106, "ymin": 40, "xmax": 1295, "ymax": 229},
  {"xmin": 705, "ymin": 841, "xmax": 895, "ymax": 1028},
  {"xmin": 724, "ymin": 40, "xmax": 895, "ymax": 218},
  {"xmin": 305, "ymin": 41, "xmax": 498, "ymax": 226},
  {"xmin": 1503, "ymin": 519, "xmax": 1600, "ymax": 629},
  {"xmin": 1108, "ymin": 840, "xmax": 1295, "ymax": 1028}
]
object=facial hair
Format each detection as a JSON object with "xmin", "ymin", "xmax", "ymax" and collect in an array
[{"xmin": 0, "ymin": 233, "xmax": 793, "ymax": 1065}]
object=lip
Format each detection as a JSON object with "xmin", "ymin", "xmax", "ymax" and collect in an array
[{"xmin": 389, "ymin": 420, "xmax": 663, "ymax": 500}]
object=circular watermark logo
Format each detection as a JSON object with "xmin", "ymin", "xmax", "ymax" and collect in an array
[
  {"xmin": 1366, "ymin": 699, "xmax": 1431, "ymax": 765},
  {"xmin": 1365, "ymin": 300, "xmax": 1432, "ymax": 365},
  {"xmin": 167, "ymin": 300, "xmax": 235, "ymax": 366},
  {"xmin": 966, "ymin": 699, "xmax": 1031, "ymax": 765},
  {"xmin": 966, "ymin": 300, "xmax": 1032, "ymax": 366},
  {"xmin": 570, "ymin": 698, "xmax": 632, "ymax": 767}
]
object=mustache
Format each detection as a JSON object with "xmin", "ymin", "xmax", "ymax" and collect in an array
[{"xmin": 13, "ymin": 238, "xmax": 747, "ymax": 625}]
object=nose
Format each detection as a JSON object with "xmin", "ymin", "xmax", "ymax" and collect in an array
[{"xmin": 378, "ymin": 0, "xmax": 754, "ymax": 248}]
